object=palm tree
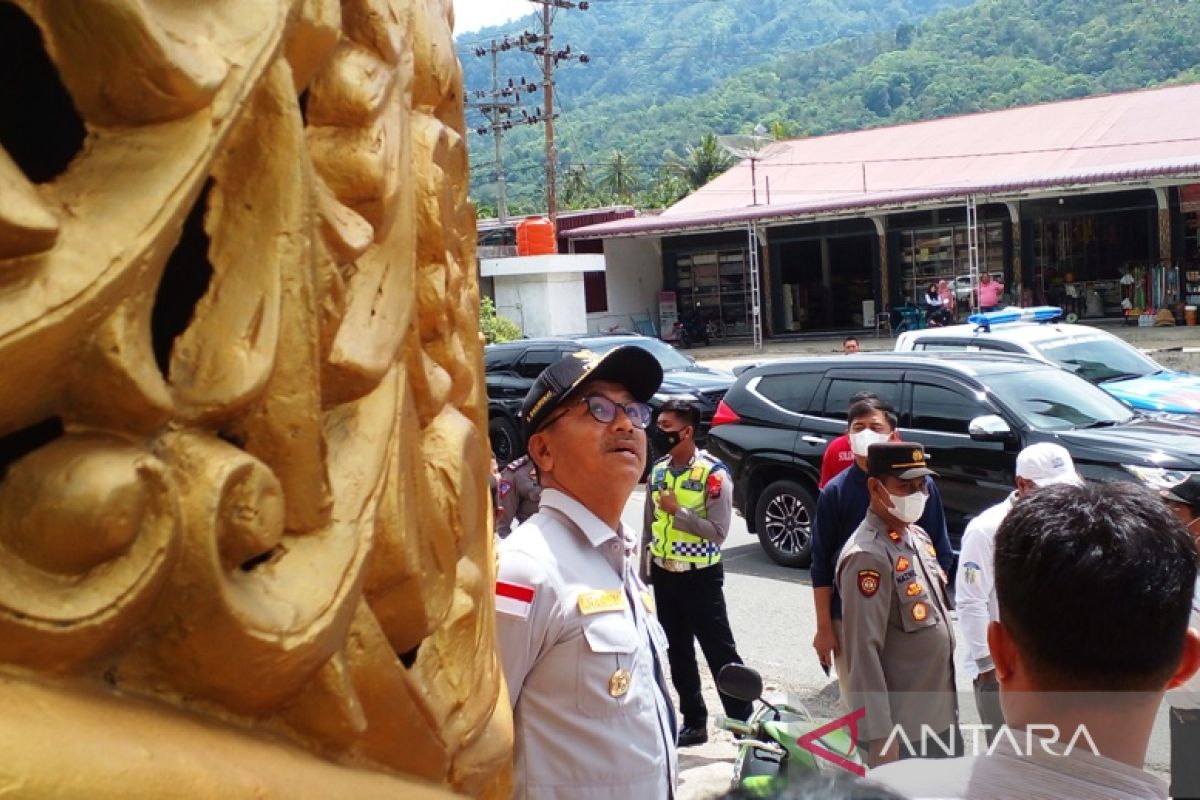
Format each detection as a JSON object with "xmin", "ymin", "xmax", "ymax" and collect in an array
[
  {"xmin": 562, "ymin": 163, "xmax": 594, "ymax": 209},
  {"xmin": 667, "ymin": 133, "xmax": 735, "ymax": 191},
  {"xmin": 599, "ymin": 150, "xmax": 639, "ymax": 203}
]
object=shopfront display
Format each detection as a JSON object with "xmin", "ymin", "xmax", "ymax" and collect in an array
[
  {"xmin": 899, "ymin": 221, "xmax": 1005, "ymax": 304},
  {"xmin": 673, "ymin": 249, "xmax": 750, "ymax": 336}
]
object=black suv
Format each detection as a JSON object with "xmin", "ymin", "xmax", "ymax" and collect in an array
[
  {"xmin": 484, "ymin": 334, "xmax": 734, "ymax": 464},
  {"xmin": 707, "ymin": 352, "xmax": 1200, "ymax": 568}
]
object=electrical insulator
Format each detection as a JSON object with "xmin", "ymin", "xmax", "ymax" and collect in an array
[
  {"xmin": 579, "ymin": 0, "xmax": 588, "ymax": 8},
  {"xmin": 579, "ymin": 53, "xmax": 590, "ymax": 63}
]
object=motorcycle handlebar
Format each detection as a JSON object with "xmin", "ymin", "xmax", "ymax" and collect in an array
[{"xmin": 714, "ymin": 714, "xmax": 754, "ymax": 736}]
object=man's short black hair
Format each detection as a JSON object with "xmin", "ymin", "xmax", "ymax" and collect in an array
[
  {"xmin": 994, "ymin": 481, "xmax": 1198, "ymax": 690},
  {"xmin": 846, "ymin": 397, "xmax": 897, "ymax": 431},
  {"xmin": 658, "ymin": 397, "xmax": 701, "ymax": 428},
  {"xmin": 843, "ymin": 336, "xmax": 859, "ymax": 346}
]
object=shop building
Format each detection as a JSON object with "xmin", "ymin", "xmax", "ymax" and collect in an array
[{"xmin": 563, "ymin": 83, "xmax": 1200, "ymax": 338}]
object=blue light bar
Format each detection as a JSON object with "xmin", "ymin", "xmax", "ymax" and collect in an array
[{"xmin": 969, "ymin": 306, "xmax": 1063, "ymax": 331}]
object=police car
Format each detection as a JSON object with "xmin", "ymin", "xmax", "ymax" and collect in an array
[{"xmin": 895, "ymin": 306, "xmax": 1200, "ymax": 415}]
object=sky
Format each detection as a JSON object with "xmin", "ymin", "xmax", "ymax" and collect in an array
[{"xmin": 453, "ymin": 0, "xmax": 533, "ymax": 36}]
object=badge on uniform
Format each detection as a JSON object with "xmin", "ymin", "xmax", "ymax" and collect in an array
[
  {"xmin": 640, "ymin": 590, "xmax": 656, "ymax": 614},
  {"xmin": 609, "ymin": 668, "xmax": 632, "ymax": 698},
  {"xmin": 926, "ymin": 544, "xmax": 937, "ymax": 558},
  {"xmin": 963, "ymin": 561, "xmax": 980, "ymax": 584},
  {"xmin": 911, "ymin": 602, "xmax": 929, "ymax": 622},
  {"xmin": 887, "ymin": 530, "xmax": 902, "ymax": 543},
  {"xmin": 578, "ymin": 589, "xmax": 628, "ymax": 615},
  {"xmin": 496, "ymin": 581, "xmax": 536, "ymax": 619},
  {"xmin": 706, "ymin": 472, "xmax": 723, "ymax": 499},
  {"xmin": 498, "ymin": 480, "xmax": 512, "ymax": 498},
  {"xmin": 905, "ymin": 581, "xmax": 924, "ymax": 597},
  {"xmin": 895, "ymin": 556, "xmax": 910, "ymax": 572},
  {"xmin": 858, "ymin": 570, "xmax": 881, "ymax": 597}
]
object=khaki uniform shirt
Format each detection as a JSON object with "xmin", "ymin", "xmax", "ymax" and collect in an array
[
  {"xmin": 495, "ymin": 455, "xmax": 542, "ymax": 538},
  {"xmin": 836, "ymin": 510, "xmax": 957, "ymax": 742},
  {"xmin": 496, "ymin": 489, "xmax": 678, "ymax": 799}
]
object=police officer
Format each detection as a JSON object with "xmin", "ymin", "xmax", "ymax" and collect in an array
[
  {"xmin": 495, "ymin": 347, "xmax": 678, "ymax": 799},
  {"xmin": 641, "ymin": 398, "xmax": 751, "ymax": 747},
  {"xmin": 836, "ymin": 442, "xmax": 956, "ymax": 767},
  {"xmin": 1161, "ymin": 475, "xmax": 1200, "ymax": 800},
  {"xmin": 495, "ymin": 454, "xmax": 541, "ymax": 538}
]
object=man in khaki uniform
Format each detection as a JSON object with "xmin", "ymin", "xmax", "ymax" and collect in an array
[
  {"xmin": 836, "ymin": 442, "xmax": 956, "ymax": 767},
  {"xmin": 495, "ymin": 346, "xmax": 678, "ymax": 799},
  {"xmin": 495, "ymin": 454, "xmax": 541, "ymax": 538}
]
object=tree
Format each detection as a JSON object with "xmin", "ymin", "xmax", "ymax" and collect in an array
[
  {"xmin": 599, "ymin": 150, "xmax": 640, "ymax": 203},
  {"xmin": 666, "ymin": 132, "xmax": 735, "ymax": 190},
  {"xmin": 479, "ymin": 297, "xmax": 521, "ymax": 344},
  {"xmin": 562, "ymin": 163, "xmax": 595, "ymax": 209}
]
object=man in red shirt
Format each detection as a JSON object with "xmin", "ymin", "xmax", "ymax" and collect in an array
[
  {"xmin": 976, "ymin": 272, "xmax": 1004, "ymax": 312},
  {"xmin": 819, "ymin": 391, "xmax": 879, "ymax": 490}
]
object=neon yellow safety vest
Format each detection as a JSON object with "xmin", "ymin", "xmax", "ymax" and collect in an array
[{"xmin": 649, "ymin": 456, "xmax": 721, "ymax": 565}]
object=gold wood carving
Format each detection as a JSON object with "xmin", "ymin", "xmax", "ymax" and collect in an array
[{"xmin": 0, "ymin": 0, "xmax": 509, "ymax": 796}]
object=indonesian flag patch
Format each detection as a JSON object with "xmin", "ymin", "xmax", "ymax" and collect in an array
[{"xmin": 496, "ymin": 581, "xmax": 536, "ymax": 619}]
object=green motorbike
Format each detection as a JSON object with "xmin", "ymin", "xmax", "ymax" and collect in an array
[{"xmin": 715, "ymin": 664, "xmax": 865, "ymax": 796}]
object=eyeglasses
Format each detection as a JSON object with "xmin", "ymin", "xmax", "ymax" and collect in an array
[{"xmin": 547, "ymin": 394, "xmax": 652, "ymax": 430}]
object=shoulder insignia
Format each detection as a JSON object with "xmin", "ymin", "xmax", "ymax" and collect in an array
[
  {"xmin": 578, "ymin": 588, "xmax": 628, "ymax": 616},
  {"xmin": 496, "ymin": 581, "xmax": 535, "ymax": 619},
  {"xmin": 498, "ymin": 480, "xmax": 512, "ymax": 498},
  {"xmin": 706, "ymin": 471, "xmax": 723, "ymax": 499},
  {"xmin": 926, "ymin": 544, "xmax": 937, "ymax": 558},
  {"xmin": 895, "ymin": 556, "xmax": 910, "ymax": 573},
  {"xmin": 858, "ymin": 570, "xmax": 881, "ymax": 598},
  {"xmin": 504, "ymin": 455, "xmax": 529, "ymax": 471},
  {"xmin": 887, "ymin": 530, "xmax": 902, "ymax": 543},
  {"xmin": 911, "ymin": 601, "xmax": 929, "ymax": 622}
]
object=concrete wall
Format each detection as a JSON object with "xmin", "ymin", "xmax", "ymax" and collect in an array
[
  {"xmin": 494, "ymin": 272, "xmax": 589, "ymax": 337},
  {"xmin": 586, "ymin": 237, "xmax": 663, "ymax": 334}
]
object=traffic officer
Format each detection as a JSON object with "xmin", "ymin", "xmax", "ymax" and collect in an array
[
  {"xmin": 640, "ymin": 397, "xmax": 752, "ymax": 747},
  {"xmin": 836, "ymin": 442, "xmax": 956, "ymax": 767},
  {"xmin": 495, "ymin": 346, "xmax": 678, "ymax": 799},
  {"xmin": 1161, "ymin": 475, "xmax": 1200, "ymax": 800},
  {"xmin": 495, "ymin": 454, "xmax": 541, "ymax": 538}
]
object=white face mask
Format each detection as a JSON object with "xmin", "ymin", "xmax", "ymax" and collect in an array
[
  {"xmin": 887, "ymin": 490, "xmax": 928, "ymax": 524},
  {"xmin": 849, "ymin": 429, "xmax": 890, "ymax": 458}
]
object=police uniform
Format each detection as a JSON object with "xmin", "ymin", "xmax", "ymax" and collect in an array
[
  {"xmin": 640, "ymin": 449, "xmax": 752, "ymax": 736},
  {"xmin": 495, "ymin": 345, "xmax": 678, "ymax": 799},
  {"xmin": 835, "ymin": 444, "xmax": 957, "ymax": 753},
  {"xmin": 495, "ymin": 455, "xmax": 542, "ymax": 538}
]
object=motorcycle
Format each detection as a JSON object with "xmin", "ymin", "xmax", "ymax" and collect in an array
[
  {"xmin": 715, "ymin": 664, "xmax": 864, "ymax": 796},
  {"xmin": 669, "ymin": 310, "xmax": 711, "ymax": 347}
]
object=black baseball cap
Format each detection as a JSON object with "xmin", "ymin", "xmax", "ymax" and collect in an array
[
  {"xmin": 867, "ymin": 442, "xmax": 937, "ymax": 480},
  {"xmin": 1161, "ymin": 475, "xmax": 1200, "ymax": 509},
  {"xmin": 520, "ymin": 346, "xmax": 663, "ymax": 441}
]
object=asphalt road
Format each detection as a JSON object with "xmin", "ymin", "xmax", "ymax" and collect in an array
[{"xmin": 623, "ymin": 477, "xmax": 1176, "ymax": 798}]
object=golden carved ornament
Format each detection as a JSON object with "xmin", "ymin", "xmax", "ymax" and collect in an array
[{"xmin": 0, "ymin": 0, "xmax": 509, "ymax": 795}]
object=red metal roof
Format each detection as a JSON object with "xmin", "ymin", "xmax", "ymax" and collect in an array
[{"xmin": 566, "ymin": 83, "xmax": 1200, "ymax": 239}]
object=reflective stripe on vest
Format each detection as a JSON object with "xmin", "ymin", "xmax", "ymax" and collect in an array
[{"xmin": 649, "ymin": 458, "xmax": 720, "ymax": 565}]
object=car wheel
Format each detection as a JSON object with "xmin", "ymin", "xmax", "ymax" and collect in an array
[
  {"xmin": 754, "ymin": 479, "xmax": 816, "ymax": 568},
  {"xmin": 489, "ymin": 415, "xmax": 523, "ymax": 465}
]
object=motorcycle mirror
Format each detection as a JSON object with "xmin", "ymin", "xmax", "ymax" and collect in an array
[{"xmin": 717, "ymin": 664, "xmax": 763, "ymax": 702}]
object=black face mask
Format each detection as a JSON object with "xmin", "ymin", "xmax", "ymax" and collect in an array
[{"xmin": 651, "ymin": 427, "xmax": 684, "ymax": 453}]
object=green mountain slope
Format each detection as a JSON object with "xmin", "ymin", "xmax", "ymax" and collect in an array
[{"xmin": 462, "ymin": 0, "xmax": 1200, "ymax": 216}]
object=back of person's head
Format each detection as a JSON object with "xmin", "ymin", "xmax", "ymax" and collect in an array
[
  {"xmin": 994, "ymin": 481, "xmax": 1198, "ymax": 690},
  {"xmin": 846, "ymin": 397, "xmax": 897, "ymax": 430}
]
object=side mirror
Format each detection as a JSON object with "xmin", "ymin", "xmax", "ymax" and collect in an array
[
  {"xmin": 717, "ymin": 664, "xmax": 763, "ymax": 703},
  {"xmin": 969, "ymin": 414, "xmax": 1013, "ymax": 442}
]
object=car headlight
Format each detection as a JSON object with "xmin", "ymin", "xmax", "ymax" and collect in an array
[{"xmin": 1122, "ymin": 465, "xmax": 1196, "ymax": 489}]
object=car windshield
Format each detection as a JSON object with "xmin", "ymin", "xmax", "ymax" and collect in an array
[
  {"xmin": 1032, "ymin": 335, "xmax": 1160, "ymax": 383},
  {"xmin": 587, "ymin": 338, "xmax": 694, "ymax": 371},
  {"xmin": 986, "ymin": 369, "xmax": 1135, "ymax": 431}
]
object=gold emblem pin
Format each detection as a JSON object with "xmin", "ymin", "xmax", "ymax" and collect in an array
[
  {"xmin": 912, "ymin": 602, "xmax": 929, "ymax": 622},
  {"xmin": 609, "ymin": 668, "xmax": 632, "ymax": 697},
  {"xmin": 912, "ymin": 449, "xmax": 923, "ymax": 462}
]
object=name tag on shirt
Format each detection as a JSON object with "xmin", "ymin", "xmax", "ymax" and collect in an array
[{"xmin": 578, "ymin": 589, "xmax": 628, "ymax": 615}]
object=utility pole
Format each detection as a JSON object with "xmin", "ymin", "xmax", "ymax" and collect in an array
[
  {"xmin": 520, "ymin": 0, "xmax": 590, "ymax": 223},
  {"xmin": 467, "ymin": 39, "xmax": 542, "ymax": 224}
]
